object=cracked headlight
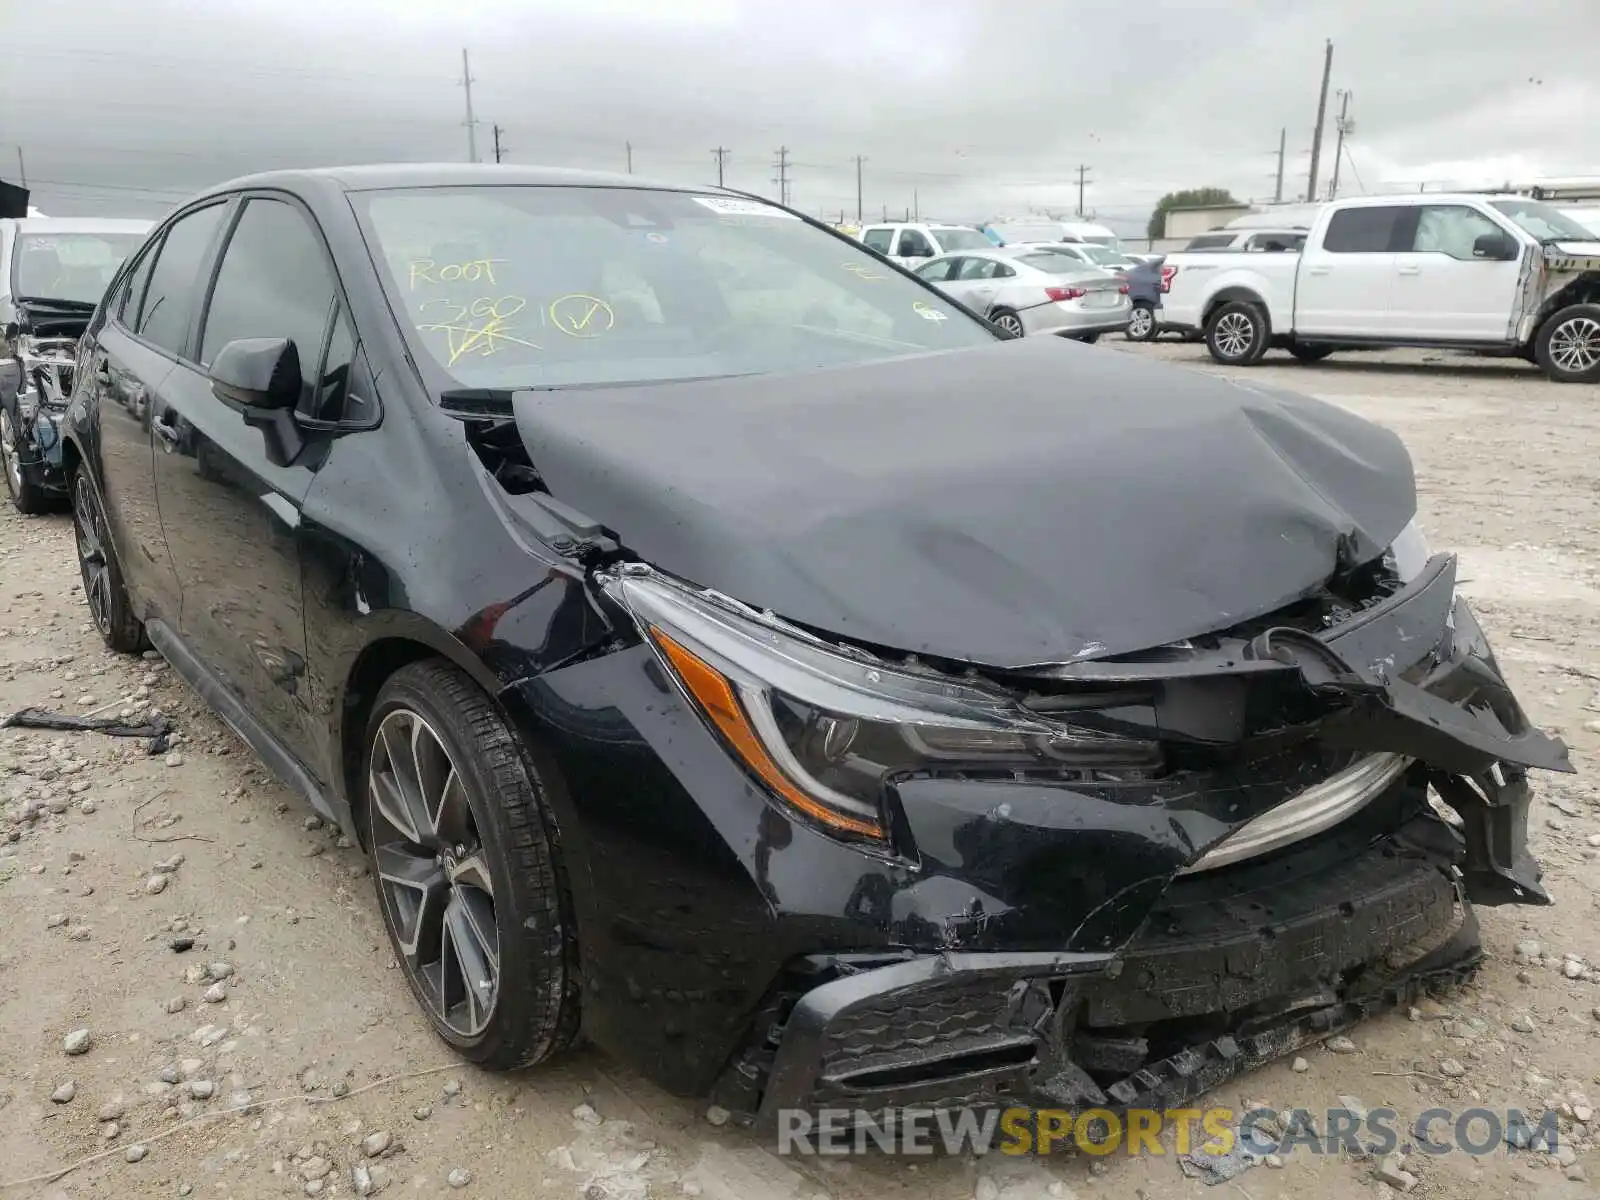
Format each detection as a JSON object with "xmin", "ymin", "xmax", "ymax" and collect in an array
[{"xmin": 606, "ymin": 569, "xmax": 1160, "ymax": 843}]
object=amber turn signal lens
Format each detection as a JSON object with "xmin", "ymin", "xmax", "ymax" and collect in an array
[{"xmin": 650, "ymin": 626, "xmax": 886, "ymax": 841}]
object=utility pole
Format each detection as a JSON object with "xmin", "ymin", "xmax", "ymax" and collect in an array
[
  {"xmin": 1327, "ymin": 90, "xmax": 1353, "ymax": 200},
  {"xmin": 853, "ymin": 154, "xmax": 866, "ymax": 223},
  {"xmin": 913, "ymin": 188, "xmax": 919, "ymax": 221},
  {"xmin": 1074, "ymin": 165, "xmax": 1092, "ymax": 217},
  {"xmin": 1274, "ymin": 127, "xmax": 1286, "ymax": 203},
  {"xmin": 1306, "ymin": 38, "xmax": 1333, "ymax": 206},
  {"xmin": 625, "ymin": 142, "xmax": 633, "ymax": 174},
  {"xmin": 772, "ymin": 146, "xmax": 790, "ymax": 206},
  {"xmin": 492, "ymin": 124, "xmax": 505, "ymax": 164},
  {"xmin": 459, "ymin": 49, "xmax": 479, "ymax": 164},
  {"xmin": 711, "ymin": 146, "xmax": 729, "ymax": 187}
]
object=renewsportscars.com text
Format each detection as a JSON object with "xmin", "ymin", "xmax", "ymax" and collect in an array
[{"xmin": 774, "ymin": 1105, "xmax": 1562, "ymax": 1158}]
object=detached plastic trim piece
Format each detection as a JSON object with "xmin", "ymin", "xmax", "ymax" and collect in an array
[{"xmin": 1176, "ymin": 752, "xmax": 1411, "ymax": 875}]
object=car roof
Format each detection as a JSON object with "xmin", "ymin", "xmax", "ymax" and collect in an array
[
  {"xmin": 6, "ymin": 217, "xmax": 153, "ymax": 235},
  {"xmin": 191, "ymin": 162, "xmax": 710, "ymax": 202}
]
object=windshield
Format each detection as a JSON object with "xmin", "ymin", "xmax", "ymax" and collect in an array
[
  {"xmin": 1081, "ymin": 235, "xmax": 1121, "ymax": 250},
  {"xmin": 1488, "ymin": 199, "xmax": 1598, "ymax": 242},
  {"xmin": 12, "ymin": 232, "xmax": 146, "ymax": 305},
  {"xmin": 934, "ymin": 228, "xmax": 994, "ymax": 251},
  {"xmin": 357, "ymin": 187, "xmax": 995, "ymax": 390}
]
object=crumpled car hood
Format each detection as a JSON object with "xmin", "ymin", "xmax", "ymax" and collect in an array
[{"xmin": 512, "ymin": 338, "xmax": 1416, "ymax": 666}]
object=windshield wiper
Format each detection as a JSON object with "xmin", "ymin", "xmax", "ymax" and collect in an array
[
  {"xmin": 440, "ymin": 373, "xmax": 763, "ymax": 420},
  {"xmin": 15, "ymin": 295, "xmax": 98, "ymax": 311}
]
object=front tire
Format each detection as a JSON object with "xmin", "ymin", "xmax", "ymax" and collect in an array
[
  {"xmin": 70, "ymin": 468, "xmax": 148, "ymax": 653},
  {"xmin": 1205, "ymin": 301, "xmax": 1270, "ymax": 365},
  {"xmin": 364, "ymin": 659, "xmax": 581, "ymax": 1069},
  {"xmin": 1534, "ymin": 304, "xmax": 1600, "ymax": 383},
  {"xmin": 991, "ymin": 308, "xmax": 1025, "ymax": 338},
  {"xmin": 1124, "ymin": 302, "xmax": 1158, "ymax": 342},
  {"xmin": 0, "ymin": 406, "xmax": 50, "ymax": 515}
]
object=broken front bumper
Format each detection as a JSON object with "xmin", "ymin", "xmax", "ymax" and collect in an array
[
  {"xmin": 707, "ymin": 555, "xmax": 1568, "ymax": 1122},
  {"xmin": 744, "ymin": 806, "xmax": 1480, "ymax": 1124}
]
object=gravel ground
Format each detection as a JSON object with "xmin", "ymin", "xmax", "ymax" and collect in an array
[{"xmin": 2, "ymin": 342, "xmax": 1598, "ymax": 1200}]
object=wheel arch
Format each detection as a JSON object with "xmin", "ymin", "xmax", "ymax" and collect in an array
[
  {"xmin": 1534, "ymin": 275, "xmax": 1600, "ymax": 332},
  {"xmin": 1202, "ymin": 287, "xmax": 1270, "ymax": 329},
  {"xmin": 335, "ymin": 623, "xmax": 507, "ymax": 848}
]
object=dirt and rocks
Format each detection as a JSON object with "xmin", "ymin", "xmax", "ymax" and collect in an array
[{"xmin": 2, "ymin": 343, "xmax": 1598, "ymax": 1200}]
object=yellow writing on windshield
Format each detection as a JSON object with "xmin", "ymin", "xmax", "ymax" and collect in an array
[
  {"xmin": 416, "ymin": 296, "xmax": 539, "ymax": 366},
  {"xmin": 842, "ymin": 262, "xmax": 887, "ymax": 281},
  {"xmin": 408, "ymin": 258, "xmax": 508, "ymax": 290},
  {"xmin": 548, "ymin": 294, "xmax": 616, "ymax": 339}
]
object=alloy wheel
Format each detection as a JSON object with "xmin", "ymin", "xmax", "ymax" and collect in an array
[
  {"xmin": 1549, "ymin": 316, "xmax": 1600, "ymax": 376},
  {"xmin": 0, "ymin": 409, "xmax": 21, "ymax": 498},
  {"xmin": 995, "ymin": 313, "xmax": 1025, "ymax": 338},
  {"xmin": 1213, "ymin": 311, "xmax": 1255, "ymax": 359},
  {"xmin": 369, "ymin": 708, "xmax": 500, "ymax": 1039},
  {"xmin": 72, "ymin": 474, "xmax": 113, "ymax": 635},
  {"xmin": 1127, "ymin": 307, "xmax": 1154, "ymax": 339}
]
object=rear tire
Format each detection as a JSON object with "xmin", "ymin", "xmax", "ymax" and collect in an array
[
  {"xmin": 70, "ymin": 468, "xmax": 148, "ymax": 654},
  {"xmin": 0, "ymin": 405, "xmax": 50, "ymax": 516},
  {"xmin": 1124, "ymin": 302, "xmax": 1157, "ymax": 342},
  {"xmin": 1075, "ymin": 332, "xmax": 1101, "ymax": 345},
  {"xmin": 1289, "ymin": 344, "xmax": 1334, "ymax": 364},
  {"xmin": 1205, "ymin": 300, "xmax": 1270, "ymax": 366},
  {"xmin": 1534, "ymin": 304, "xmax": 1600, "ymax": 383},
  {"xmin": 364, "ymin": 659, "xmax": 581, "ymax": 1070},
  {"xmin": 991, "ymin": 308, "xmax": 1025, "ymax": 338}
]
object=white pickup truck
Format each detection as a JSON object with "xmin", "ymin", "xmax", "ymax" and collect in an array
[{"xmin": 1160, "ymin": 193, "xmax": 1600, "ymax": 382}]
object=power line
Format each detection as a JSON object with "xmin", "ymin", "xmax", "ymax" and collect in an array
[
  {"xmin": 25, "ymin": 177, "xmax": 193, "ymax": 197},
  {"xmin": 4, "ymin": 42, "xmax": 456, "ymax": 84},
  {"xmin": 711, "ymin": 146, "xmax": 729, "ymax": 187},
  {"xmin": 459, "ymin": 48, "xmax": 479, "ymax": 164}
]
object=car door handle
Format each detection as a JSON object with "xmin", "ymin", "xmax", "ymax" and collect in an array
[
  {"xmin": 1398, "ymin": 266, "xmax": 1421, "ymax": 276},
  {"xmin": 1306, "ymin": 267, "xmax": 1332, "ymax": 276}
]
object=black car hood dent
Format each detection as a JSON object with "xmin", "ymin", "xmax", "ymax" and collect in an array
[{"xmin": 511, "ymin": 338, "xmax": 1416, "ymax": 666}]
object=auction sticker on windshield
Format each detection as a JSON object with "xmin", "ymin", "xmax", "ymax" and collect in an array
[{"xmin": 692, "ymin": 196, "xmax": 800, "ymax": 219}]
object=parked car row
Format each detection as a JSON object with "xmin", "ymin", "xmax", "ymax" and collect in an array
[{"xmin": 0, "ymin": 165, "xmax": 1569, "ymax": 1137}]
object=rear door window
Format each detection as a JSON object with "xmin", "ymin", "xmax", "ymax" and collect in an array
[
  {"xmin": 1322, "ymin": 206, "xmax": 1411, "ymax": 253},
  {"xmin": 895, "ymin": 228, "xmax": 934, "ymax": 257},
  {"xmin": 137, "ymin": 204, "xmax": 227, "ymax": 356}
]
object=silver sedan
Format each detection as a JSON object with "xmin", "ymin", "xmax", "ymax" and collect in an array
[{"xmin": 913, "ymin": 247, "xmax": 1130, "ymax": 341}]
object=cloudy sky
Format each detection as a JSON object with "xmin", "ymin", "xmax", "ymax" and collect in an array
[{"xmin": 3, "ymin": 0, "xmax": 1596, "ymax": 236}]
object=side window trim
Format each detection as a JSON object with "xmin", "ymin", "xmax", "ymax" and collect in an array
[{"xmin": 195, "ymin": 190, "xmax": 380, "ymax": 429}]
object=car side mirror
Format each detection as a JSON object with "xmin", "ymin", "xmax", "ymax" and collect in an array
[
  {"xmin": 1473, "ymin": 232, "xmax": 1517, "ymax": 261},
  {"xmin": 210, "ymin": 337, "xmax": 301, "ymax": 411},
  {"xmin": 900, "ymin": 245, "xmax": 929, "ymax": 259},
  {"xmin": 209, "ymin": 337, "xmax": 305, "ymax": 468}
]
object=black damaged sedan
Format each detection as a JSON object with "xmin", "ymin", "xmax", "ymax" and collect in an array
[{"xmin": 61, "ymin": 165, "xmax": 1569, "ymax": 1124}]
